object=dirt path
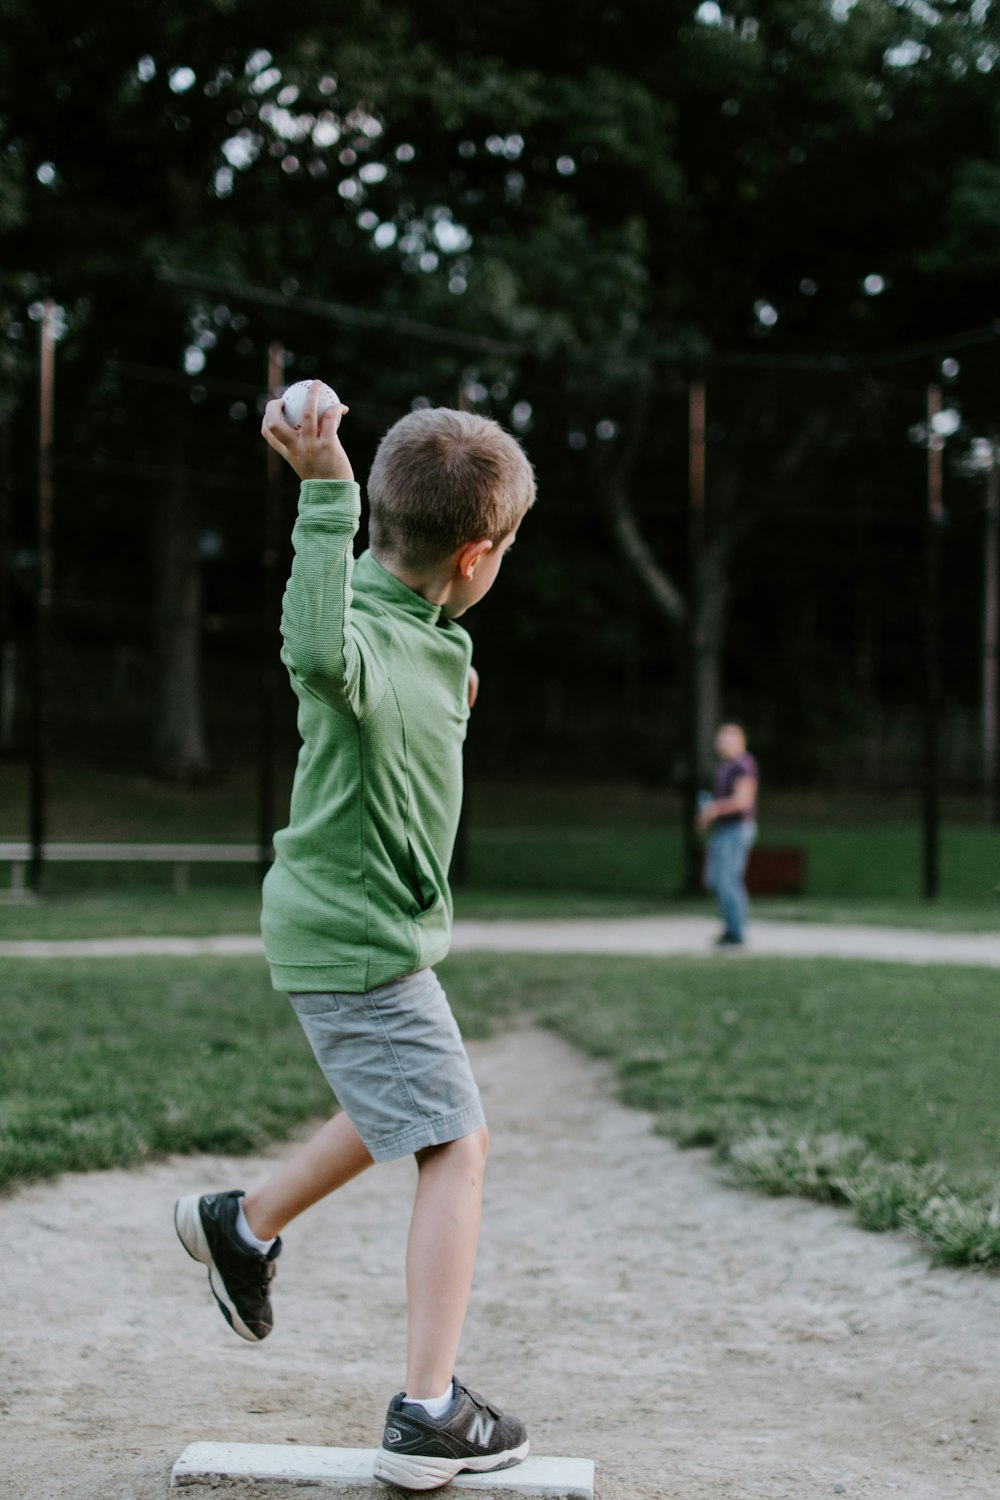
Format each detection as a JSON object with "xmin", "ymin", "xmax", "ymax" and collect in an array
[
  {"xmin": 4, "ymin": 1027, "xmax": 1000, "ymax": 1500},
  {"xmin": 4, "ymin": 915, "xmax": 1000, "ymax": 964}
]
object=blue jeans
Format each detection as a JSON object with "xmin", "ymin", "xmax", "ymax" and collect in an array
[{"xmin": 704, "ymin": 821, "xmax": 757, "ymax": 941}]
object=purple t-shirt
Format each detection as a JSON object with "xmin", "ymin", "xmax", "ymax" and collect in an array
[{"xmin": 713, "ymin": 752, "xmax": 759, "ymax": 825}]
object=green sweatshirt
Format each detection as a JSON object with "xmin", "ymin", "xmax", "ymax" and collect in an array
[{"xmin": 261, "ymin": 479, "xmax": 473, "ymax": 993}]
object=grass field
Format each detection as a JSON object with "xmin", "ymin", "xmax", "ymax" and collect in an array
[
  {"xmin": 4, "ymin": 950, "xmax": 1000, "ymax": 1270},
  {"xmin": 2, "ymin": 767, "xmax": 1000, "ymax": 936}
]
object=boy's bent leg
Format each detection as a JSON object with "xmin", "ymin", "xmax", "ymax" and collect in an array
[
  {"xmin": 405, "ymin": 1124, "xmax": 489, "ymax": 1400},
  {"xmin": 175, "ymin": 1112, "xmax": 372, "ymax": 1343},
  {"xmin": 242, "ymin": 1109, "xmax": 373, "ymax": 1242}
]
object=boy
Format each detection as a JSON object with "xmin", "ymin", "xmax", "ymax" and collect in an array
[
  {"xmin": 697, "ymin": 721, "xmax": 759, "ymax": 949},
  {"xmin": 174, "ymin": 382, "xmax": 535, "ymax": 1491}
]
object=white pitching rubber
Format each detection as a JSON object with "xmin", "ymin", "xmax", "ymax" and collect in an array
[{"xmin": 171, "ymin": 1442, "xmax": 595, "ymax": 1496}]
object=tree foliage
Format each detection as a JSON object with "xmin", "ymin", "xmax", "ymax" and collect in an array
[{"xmin": 1, "ymin": 0, "xmax": 999, "ymax": 779}]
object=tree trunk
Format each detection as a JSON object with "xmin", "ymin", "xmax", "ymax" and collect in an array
[
  {"xmin": 694, "ymin": 540, "xmax": 729, "ymax": 777},
  {"xmin": 152, "ymin": 468, "xmax": 209, "ymax": 781}
]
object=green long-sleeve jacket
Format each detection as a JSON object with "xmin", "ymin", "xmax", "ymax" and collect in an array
[{"xmin": 261, "ymin": 479, "xmax": 473, "ymax": 993}]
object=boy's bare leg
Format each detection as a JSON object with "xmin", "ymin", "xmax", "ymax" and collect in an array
[
  {"xmin": 242, "ymin": 1111, "xmax": 374, "ymax": 1241},
  {"xmin": 404, "ymin": 1125, "xmax": 489, "ymax": 1399}
]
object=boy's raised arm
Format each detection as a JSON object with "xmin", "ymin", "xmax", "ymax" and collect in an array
[{"xmin": 262, "ymin": 383, "xmax": 384, "ymax": 718}]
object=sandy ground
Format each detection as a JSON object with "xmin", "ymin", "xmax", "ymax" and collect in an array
[
  {"xmin": 5, "ymin": 916, "xmax": 1000, "ymax": 965},
  {"xmin": 4, "ymin": 1026, "xmax": 1000, "ymax": 1500}
]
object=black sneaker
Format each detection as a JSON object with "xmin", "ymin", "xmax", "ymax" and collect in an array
[
  {"xmin": 714, "ymin": 931, "xmax": 745, "ymax": 950},
  {"xmin": 174, "ymin": 1190, "xmax": 281, "ymax": 1342},
  {"xmin": 374, "ymin": 1379, "xmax": 529, "ymax": 1491}
]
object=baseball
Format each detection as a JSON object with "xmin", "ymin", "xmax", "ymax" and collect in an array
[{"xmin": 281, "ymin": 379, "xmax": 341, "ymax": 428}]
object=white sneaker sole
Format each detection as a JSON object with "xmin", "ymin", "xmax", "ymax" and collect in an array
[
  {"xmin": 173, "ymin": 1194, "xmax": 261, "ymax": 1343},
  {"xmin": 373, "ymin": 1439, "xmax": 530, "ymax": 1491}
]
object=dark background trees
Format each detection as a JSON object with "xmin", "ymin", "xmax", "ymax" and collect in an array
[{"xmin": 1, "ymin": 0, "xmax": 998, "ymax": 789}]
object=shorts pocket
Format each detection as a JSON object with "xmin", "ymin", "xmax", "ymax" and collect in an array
[{"xmin": 289, "ymin": 992, "xmax": 342, "ymax": 1018}]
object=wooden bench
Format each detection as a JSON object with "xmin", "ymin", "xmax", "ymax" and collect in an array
[
  {"xmin": 0, "ymin": 841, "xmax": 267, "ymax": 895},
  {"xmin": 746, "ymin": 845, "xmax": 807, "ymax": 896}
]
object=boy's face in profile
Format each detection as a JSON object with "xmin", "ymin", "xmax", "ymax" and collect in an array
[{"xmin": 442, "ymin": 529, "xmax": 519, "ymax": 619}]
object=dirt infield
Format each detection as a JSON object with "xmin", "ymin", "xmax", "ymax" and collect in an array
[{"xmin": 4, "ymin": 1027, "xmax": 999, "ymax": 1499}]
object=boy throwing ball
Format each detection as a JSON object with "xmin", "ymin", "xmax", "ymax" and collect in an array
[{"xmin": 174, "ymin": 381, "xmax": 535, "ymax": 1491}]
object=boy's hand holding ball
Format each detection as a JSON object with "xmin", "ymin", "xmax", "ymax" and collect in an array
[{"xmin": 262, "ymin": 379, "xmax": 353, "ymax": 481}]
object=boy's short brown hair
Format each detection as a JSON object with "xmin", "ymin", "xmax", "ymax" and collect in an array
[{"xmin": 367, "ymin": 407, "xmax": 536, "ymax": 566}]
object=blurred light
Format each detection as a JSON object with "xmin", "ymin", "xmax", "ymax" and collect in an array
[
  {"xmin": 930, "ymin": 408, "xmax": 961, "ymax": 438},
  {"xmin": 373, "ymin": 223, "xmax": 398, "ymax": 249},
  {"xmin": 556, "ymin": 155, "xmax": 577, "ymax": 175},
  {"xmin": 411, "ymin": 395, "xmax": 431, "ymax": 411},
  {"xmin": 251, "ymin": 67, "xmax": 282, "ymax": 95},
  {"xmin": 360, "ymin": 162, "xmax": 387, "ymax": 184},
  {"xmin": 229, "ymin": 402, "xmax": 248, "ymax": 421},
  {"xmin": 596, "ymin": 420, "xmax": 619, "ymax": 441},
  {"xmin": 862, "ymin": 273, "xmax": 886, "ymax": 296},
  {"xmin": 721, "ymin": 99, "xmax": 740, "ymax": 117},
  {"xmin": 568, "ymin": 431, "xmax": 587, "ymax": 450},
  {"xmin": 169, "ymin": 67, "xmax": 196, "ymax": 94},
  {"xmin": 395, "ymin": 143, "xmax": 415, "ymax": 162},
  {"xmin": 357, "ymin": 210, "xmax": 378, "ymax": 230},
  {"xmin": 419, "ymin": 251, "xmax": 439, "ymax": 272},
  {"xmin": 36, "ymin": 162, "xmax": 57, "ymax": 186},
  {"xmin": 189, "ymin": 385, "xmax": 208, "ymax": 404},
  {"xmin": 281, "ymin": 155, "xmax": 300, "ymax": 174},
  {"xmin": 968, "ymin": 437, "xmax": 995, "ymax": 472},
  {"xmin": 458, "ymin": 141, "xmax": 476, "ymax": 158},
  {"xmin": 184, "ymin": 346, "xmax": 206, "ymax": 375},
  {"xmin": 884, "ymin": 40, "xmax": 930, "ymax": 68},
  {"xmin": 465, "ymin": 382, "xmax": 488, "ymax": 402},
  {"xmin": 448, "ymin": 275, "xmax": 467, "ymax": 295},
  {"xmin": 754, "ymin": 300, "xmax": 779, "ymax": 327},
  {"xmin": 800, "ymin": 278, "xmax": 818, "ymax": 296},
  {"xmin": 136, "ymin": 55, "xmax": 156, "ymax": 82},
  {"xmin": 941, "ymin": 357, "xmax": 960, "ymax": 379},
  {"xmin": 313, "ymin": 119, "xmax": 340, "ymax": 148},
  {"xmin": 511, "ymin": 401, "xmax": 533, "ymax": 431},
  {"xmin": 222, "ymin": 135, "xmax": 258, "ymax": 170},
  {"xmin": 277, "ymin": 85, "xmax": 300, "ymax": 106},
  {"xmin": 491, "ymin": 382, "xmax": 509, "ymax": 400},
  {"xmin": 318, "ymin": 75, "xmax": 337, "ymax": 95},
  {"xmin": 695, "ymin": 1, "xmax": 723, "ymax": 24},
  {"xmin": 198, "ymin": 529, "xmax": 224, "ymax": 558},
  {"xmin": 280, "ymin": 277, "xmax": 299, "ymax": 296},
  {"xmin": 245, "ymin": 50, "xmax": 273, "ymax": 76},
  {"xmin": 434, "ymin": 221, "xmax": 472, "ymax": 252}
]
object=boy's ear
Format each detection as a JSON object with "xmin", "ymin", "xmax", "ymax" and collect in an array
[{"xmin": 455, "ymin": 538, "xmax": 493, "ymax": 581}]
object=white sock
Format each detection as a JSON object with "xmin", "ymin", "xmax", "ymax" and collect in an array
[
  {"xmin": 234, "ymin": 1197, "xmax": 275, "ymax": 1255},
  {"xmin": 403, "ymin": 1382, "xmax": 454, "ymax": 1419}
]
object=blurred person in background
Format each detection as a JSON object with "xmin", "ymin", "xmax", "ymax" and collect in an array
[{"xmin": 698, "ymin": 723, "xmax": 759, "ymax": 950}]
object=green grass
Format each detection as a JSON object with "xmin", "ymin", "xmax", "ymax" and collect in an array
[
  {"xmin": 5, "ymin": 948, "xmax": 1000, "ymax": 1270},
  {"xmin": 1, "ymin": 873, "xmax": 997, "ymax": 943},
  {"xmin": 0, "ymin": 955, "xmax": 500, "ymax": 1194},
  {"xmin": 2, "ymin": 768, "xmax": 999, "ymax": 933},
  {"xmin": 442, "ymin": 952, "xmax": 1000, "ymax": 1270}
]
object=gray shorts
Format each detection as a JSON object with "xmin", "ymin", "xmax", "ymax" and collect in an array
[{"xmin": 288, "ymin": 968, "xmax": 485, "ymax": 1162}]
